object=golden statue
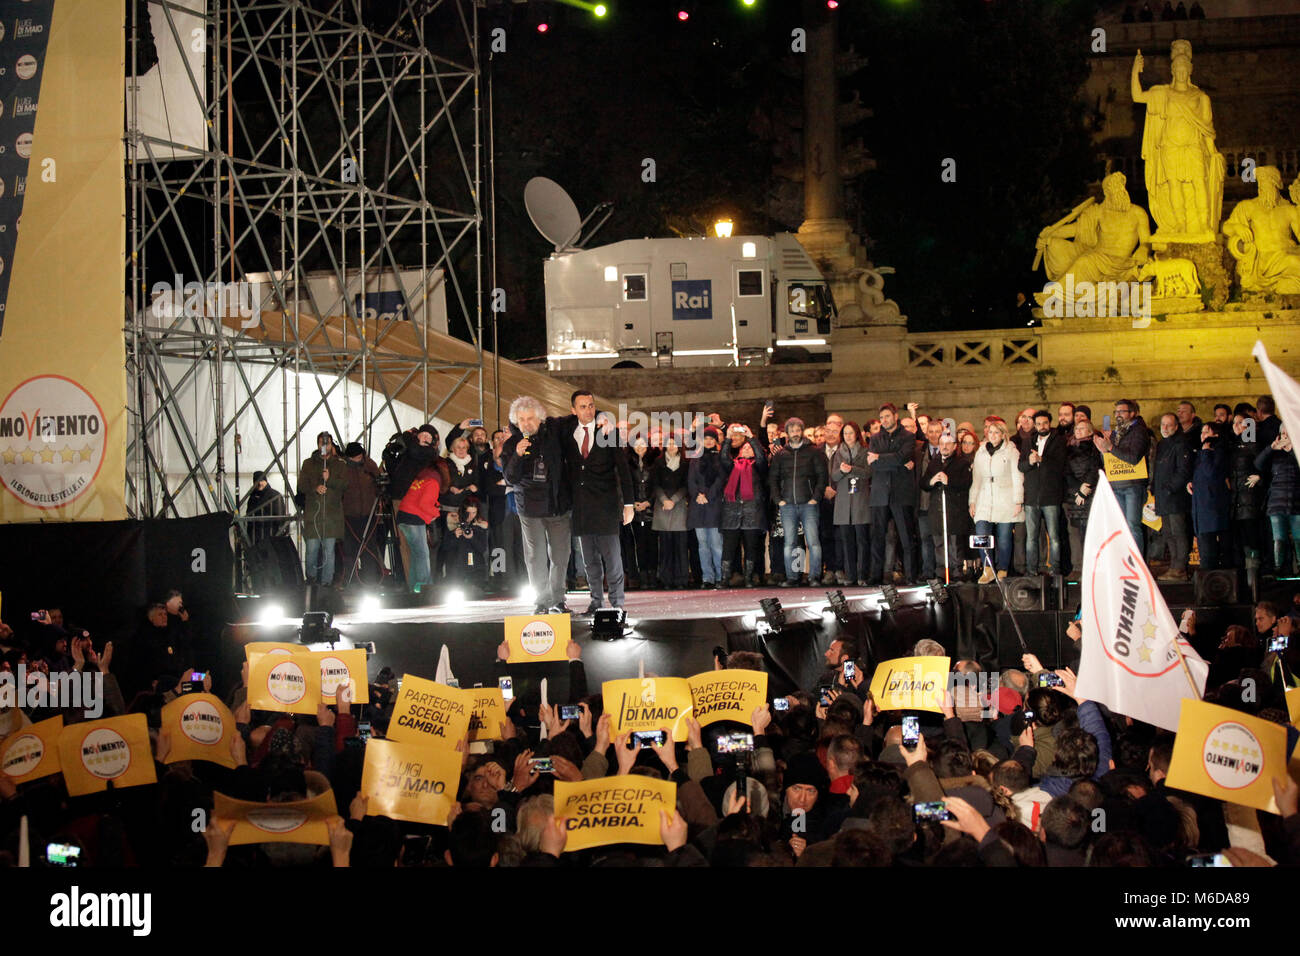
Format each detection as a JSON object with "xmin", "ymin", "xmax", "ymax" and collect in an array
[
  {"xmin": 1223, "ymin": 166, "xmax": 1300, "ymax": 295},
  {"xmin": 1037, "ymin": 172, "xmax": 1151, "ymax": 286},
  {"xmin": 1131, "ymin": 40, "xmax": 1225, "ymax": 243}
]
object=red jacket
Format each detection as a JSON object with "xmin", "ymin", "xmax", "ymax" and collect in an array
[{"xmin": 398, "ymin": 469, "xmax": 442, "ymax": 524}]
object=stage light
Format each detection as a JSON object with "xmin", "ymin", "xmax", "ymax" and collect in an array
[
  {"xmin": 357, "ymin": 594, "xmax": 381, "ymax": 616},
  {"xmin": 826, "ymin": 589, "xmax": 850, "ymax": 624},
  {"xmin": 678, "ymin": 8, "xmax": 690, "ymax": 20},
  {"xmin": 879, "ymin": 584, "xmax": 899, "ymax": 612},
  {"xmin": 759, "ymin": 597, "xmax": 786, "ymax": 632},
  {"xmin": 592, "ymin": 607, "xmax": 627, "ymax": 640},
  {"xmin": 537, "ymin": 21, "xmax": 549, "ymax": 32},
  {"xmin": 741, "ymin": 612, "xmax": 758, "ymax": 631},
  {"xmin": 827, "ymin": 0, "xmax": 839, "ymax": 8},
  {"xmin": 714, "ymin": 218, "xmax": 733, "ymax": 238},
  {"xmin": 594, "ymin": 3, "xmax": 607, "ymax": 16},
  {"xmin": 445, "ymin": 588, "xmax": 467, "ymax": 606},
  {"xmin": 258, "ymin": 603, "xmax": 285, "ymax": 625},
  {"xmin": 519, "ymin": 584, "xmax": 538, "ymax": 604},
  {"xmin": 927, "ymin": 580, "xmax": 949, "ymax": 605}
]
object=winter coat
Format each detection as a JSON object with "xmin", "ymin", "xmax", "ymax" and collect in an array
[
  {"xmin": 1109, "ymin": 415, "xmax": 1152, "ymax": 490},
  {"xmin": 245, "ymin": 485, "xmax": 288, "ymax": 542},
  {"xmin": 867, "ymin": 425, "xmax": 919, "ymax": 507},
  {"xmin": 297, "ymin": 451, "xmax": 350, "ymax": 539},
  {"xmin": 1256, "ymin": 444, "xmax": 1300, "ymax": 516},
  {"xmin": 629, "ymin": 448, "xmax": 658, "ymax": 526},
  {"xmin": 687, "ymin": 447, "xmax": 725, "ymax": 530},
  {"xmin": 922, "ymin": 451, "xmax": 972, "ymax": 538},
  {"xmin": 1151, "ymin": 434, "xmax": 1193, "ymax": 516},
  {"xmin": 342, "ymin": 456, "xmax": 382, "ymax": 517},
  {"xmin": 501, "ymin": 418, "xmax": 573, "ymax": 519},
  {"xmin": 969, "ymin": 440, "xmax": 1024, "ymax": 524},
  {"xmin": 830, "ymin": 441, "xmax": 872, "ymax": 525},
  {"xmin": 1229, "ymin": 438, "xmax": 1261, "ymax": 521},
  {"xmin": 565, "ymin": 416, "xmax": 634, "ymax": 536},
  {"xmin": 1018, "ymin": 429, "xmax": 1068, "ymax": 507},
  {"xmin": 440, "ymin": 455, "xmax": 483, "ymax": 512},
  {"xmin": 720, "ymin": 438, "xmax": 769, "ymax": 532},
  {"xmin": 397, "ymin": 468, "xmax": 442, "ymax": 525},
  {"xmin": 1190, "ymin": 436, "xmax": 1231, "ymax": 535},
  {"xmin": 651, "ymin": 455, "xmax": 690, "ymax": 532},
  {"xmin": 767, "ymin": 439, "xmax": 827, "ymax": 505},
  {"xmin": 1063, "ymin": 442, "xmax": 1104, "ymax": 527}
]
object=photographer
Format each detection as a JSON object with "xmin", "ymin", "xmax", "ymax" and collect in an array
[
  {"xmin": 395, "ymin": 458, "xmax": 443, "ymax": 594},
  {"xmin": 383, "ymin": 424, "xmax": 446, "ymax": 501},
  {"xmin": 341, "ymin": 442, "xmax": 384, "ymax": 586}
]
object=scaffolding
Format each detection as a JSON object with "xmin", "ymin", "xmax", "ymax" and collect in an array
[{"xmin": 125, "ymin": 0, "xmax": 485, "ymax": 543}]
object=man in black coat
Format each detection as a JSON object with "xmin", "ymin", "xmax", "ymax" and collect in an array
[
  {"xmin": 1019, "ymin": 410, "xmax": 1068, "ymax": 575},
  {"xmin": 501, "ymin": 397, "xmax": 574, "ymax": 613},
  {"xmin": 923, "ymin": 432, "xmax": 972, "ymax": 581},
  {"xmin": 866, "ymin": 403, "xmax": 919, "ymax": 585},
  {"xmin": 563, "ymin": 390, "xmax": 634, "ymax": 614},
  {"xmin": 1151, "ymin": 413, "xmax": 1194, "ymax": 581},
  {"xmin": 768, "ymin": 417, "xmax": 828, "ymax": 586}
]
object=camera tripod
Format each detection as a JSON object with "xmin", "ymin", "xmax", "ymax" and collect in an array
[{"xmin": 344, "ymin": 490, "xmax": 398, "ymax": 589}]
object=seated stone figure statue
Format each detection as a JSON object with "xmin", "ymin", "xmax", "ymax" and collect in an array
[
  {"xmin": 1038, "ymin": 173, "xmax": 1151, "ymax": 287},
  {"xmin": 1223, "ymin": 165, "xmax": 1300, "ymax": 295}
]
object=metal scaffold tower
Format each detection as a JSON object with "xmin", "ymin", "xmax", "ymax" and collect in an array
[{"xmin": 125, "ymin": 0, "xmax": 485, "ymax": 534}]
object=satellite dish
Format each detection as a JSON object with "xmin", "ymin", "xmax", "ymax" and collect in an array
[{"xmin": 525, "ymin": 177, "xmax": 583, "ymax": 251}]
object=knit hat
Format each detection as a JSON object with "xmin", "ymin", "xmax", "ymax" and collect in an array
[
  {"xmin": 417, "ymin": 424, "xmax": 440, "ymax": 444},
  {"xmin": 252, "ymin": 470, "xmax": 267, "ymax": 483},
  {"xmin": 783, "ymin": 750, "xmax": 830, "ymax": 794},
  {"xmin": 997, "ymin": 686, "xmax": 1023, "ymax": 716},
  {"xmin": 703, "ymin": 426, "xmax": 721, "ymax": 443},
  {"xmin": 784, "ymin": 416, "xmax": 805, "ymax": 433},
  {"xmin": 344, "ymin": 441, "xmax": 365, "ymax": 459}
]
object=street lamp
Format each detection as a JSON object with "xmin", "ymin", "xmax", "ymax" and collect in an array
[{"xmin": 714, "ymin": 218, "xmax": 734, "ymax": 239}]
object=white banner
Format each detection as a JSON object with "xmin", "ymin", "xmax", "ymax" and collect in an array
[
  {"xmin": 1253, "ymin": 341, "xmax": 1300, "ymax": 468},
  {"xmin": 1076, "ymin": 473, "xmax": 1207, "ymax": 731}
]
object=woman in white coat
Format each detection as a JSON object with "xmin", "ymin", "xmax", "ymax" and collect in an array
[{"xmin": 969, "ymin": 416, "xmax": 1024, "ymax": 583}]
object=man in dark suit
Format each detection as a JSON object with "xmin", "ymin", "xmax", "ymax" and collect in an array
[
  {"xmin": 866, "ymin": 403, "xmax": 919, "ymax": 585},
  {"xmin": 564, "ymin": 390, "xmax": 634, "ymax": 614},
  {"xmin": 1019, "ymin": 410, "xmax": 1068, "ymax": 575}
]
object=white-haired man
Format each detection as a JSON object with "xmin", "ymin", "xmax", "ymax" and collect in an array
[{"xmin": 501, "ymin": 395, "xmax": 574, "ymax": 613}]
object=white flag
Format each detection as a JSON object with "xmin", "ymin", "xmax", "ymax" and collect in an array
[
  {"xmin": 1075, "ymin": 473, "xmax": 1207, "ymax": 731},
  {"xmin": 435, "ymin": 644, "xmax": 455, "ymax": 686},
  {"xmin": 538, "ymin": 677, "xmax": 550, "ymax": 740},
  {"xmin": 1253, "ymin": 341, "xmax": 1300, "ymax": 467}
]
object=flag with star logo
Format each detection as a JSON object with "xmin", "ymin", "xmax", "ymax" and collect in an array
[{"xmin": 1076, "ymin": 474, "xmax": 1207, "ymax": 732}]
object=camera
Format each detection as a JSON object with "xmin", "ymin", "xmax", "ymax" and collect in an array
[
  {"xmin": 631, "ymin": 730, "xmax": 666, "ymax": 748},
  {"xmin": 1038, "ymin": 672, "xmax": 1064, "ymax": 688},
  {"xmin": 716, "ymin": 732, "xmax": 754, "ymax": 755},
  {"xmin": 842, "ymin": 660, "xmax": 856, "ymax": 681},
  {"xmin": 560, "ymin": 704, "xmax": 581, "ymax": 721},
  {"xmin": 969, "ymin": 534, "xmax": 994, "ymax": 550},
  {"xmin": 498, "ymin": 675, "xmax": 513, "ymax": 701},
  {"xmin": 46, "ymin": 842, "xmax": 81, "ymax": 867},
  {"xmin": 1187, "ymin": 853, "xmax": 1230, "ymax": 867},
  {"xmin": 913, "ymin": 801, "xmax": 954, "ymax": 822},
  {"xmin": 773, "ymin": 697, "xmax": 789, "ymax": 712},
  {"xmin": 1269, "ymin": 634, "xmax": 1289, "ymax": 654},
  {"xmin": 529, "ymin": 757, "xmax": 554, "ymax": 773},
  {"xmin": 181, "ymin": 673, "xmax": 206, "ymax": 694},
  {"xmin": 357, "ymin": 721, "xmax": 372, "ymax": 741}
]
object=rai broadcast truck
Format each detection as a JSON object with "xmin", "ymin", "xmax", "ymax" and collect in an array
[{"xmin": 525, "ymin": 177, "xmax": 836, "ymax": 371}]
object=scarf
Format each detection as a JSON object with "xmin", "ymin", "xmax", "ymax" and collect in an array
[
  {"xmin": 450, "ymin": 452, "xmax": 471, "ymax": 471},
  {"xmin": 664, "ymin": 453, "xmax": 681, "ymax": 472},
  {"xmin": 724, "ymin": 456, "xmax": 756, "ymax": 501}
]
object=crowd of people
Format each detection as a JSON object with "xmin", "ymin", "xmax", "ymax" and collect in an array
[
  {"xmin": 2, "ymin": 577, "xmax": 1297, "ymax": 868},
  {"xmin": 245, "ymin": 391, "xmax": 1298, "ymax": 613}
]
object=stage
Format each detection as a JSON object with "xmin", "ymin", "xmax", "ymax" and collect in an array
[{"xmin": 220, "ymin": 576, "xmax": 1261, "ymax": 707}]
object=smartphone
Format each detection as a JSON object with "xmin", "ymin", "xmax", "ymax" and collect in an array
[
  {"xmin": 1021, "ymin": 709, "xmax": 1036, "ymax": 724},
  {"xmin": 560, "ymin": 704, "xmax": 581, "ymax": 721},
  {"xmin": 468, "ymin": 419, "xmax": 484, "ymax": 428},
  {"xmin": 1187, "ymin": 853, "xmax": 1231, "ymax": 867},
  {"xmin": 818, "ymin": 685, "xmax": 833, "ymax": 707},
  {"xmin": 445, "ymin": 678, "xmax": 460, "ymax": 689},
  {"xmin": 31, "ymin": 610, "xmax": 45, "ymax": 621},
  {"xmin": 1269, "ymin": 634, "xmax": 1289, "ymax": 653},
  {"xmin": 764, "ymin": 400, "xmax": 774, "ymax": 411},
  {"xmin": 842, "ymin": 660, "xmax": 856, "ymax": 682},
  {"xmin": 901, "ymin": 715, "xmax": 920, "ymax": 751},
  {"xmin": 1038, "ymin": 672, "xmax": 1064, "ymax": 688},
  {"xmin": 716, "ymin": 732, "xmax": 755, "ymax": 755},
  {"xmin": 191, "ymin": 671, "xmax": 207, "ymax": 682},
  {"xmin": 357, "ymin": 721, "xmax": 372, "ymax": 741},
  {"xmin": 529, "ymin": 757, "xmax": 554, "ymax": 773},
  {"xmin": 181, "ymin": 677, "xmax": 205, "ymax": 694},
  {"xmin": 46, "ymin": 842, "xmax": 81, "ymax": 867},
  {"xmin": 913, "ymin": 801, "xmax": 954, "ymax": 822},
  {"xmin": 969, "ymin": 534, "xmax": 994, "ymax": 550},
  {"xmin": 631, "ymin": 730, "xmax": 666, "ymax": 748},
  {"xmin": 498, "ymin": 675, "xmax": 513, "ymax": 702},
  {"xmin": 773, "ymin": 697, "xmax": 790, "ymax": 712}
]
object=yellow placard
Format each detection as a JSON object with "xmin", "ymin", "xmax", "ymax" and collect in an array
[
  {"xmin": 553, "ymin": 776, "xmax": 676, "ymax": 852},
  {"xmin": 504, "ymin": 614, "xmax": 572, "ymax": 663},
  {"xmin": 161, "ymin": 693, "xmax": 236, "ymax": 768},
  {"xmin": 246, "ymin": 646, "xmax": 369, "ymax": 706},
  {"xmin": 213, "ymin": 790, "xmax": 337, "ymax": 846},
  {"xmin": 247, "ymin": 649, "xmax": 322, "ymax": 715},
  {"xmin": 1142, "ymin": 492, "xmax": 1162, "ymax": 532},
  {"xmin": 687, "ymin": 670, "xmax": 769, "ymax": 727},
  {"xmin": 57, "ymin": 714, "xmax": 158, "ymax": 796},
  {"xmin": 868, "ymin": 656, "xmax": 951, "ymax": 713},
  {"xmin": 1286, "ymin": 687, "xmax": 1300, "ymax": 725},
  {"xmin": 386, "ymin": 675, "xmax": 472, "ymax": 749},
  {"xmin": 1166, "ymin": 698, "xmax": 1288, "ymax": 814},
  {"xmin": 1, "ymin": 715, "xmax": 63, "ymax": 785},
  {"xmin": 467, "ymin": 687, "xmax": 507, "ymax": 742},
  {"xmin": 1104, "ymin": 453, "xmax": 1148, "ymax": 481},
  {"xmin": 360, "ymin": 739, "xmax": 461, "ymax": 826},
  {"xmin": 603, "ymin": 677, "xmax": 694, "ymax": 742}
]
